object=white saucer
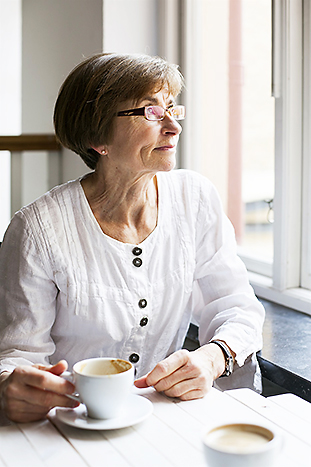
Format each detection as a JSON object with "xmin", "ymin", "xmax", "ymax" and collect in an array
[{"xmin": 55, "ymin": 394, "xmax": 153, "ymax": 430}]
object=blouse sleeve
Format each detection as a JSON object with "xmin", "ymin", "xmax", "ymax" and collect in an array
[
  {"xmin": 0, "ymin": 211, "xmax": 58, "ymax": 374},
  {"xmin": 192, "ymin": 180, "xmax": 265, "ymax": 367}
]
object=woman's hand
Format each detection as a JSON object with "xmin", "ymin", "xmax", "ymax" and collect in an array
[
  {"xmin": 0, "ymin": 360, "xmax": 79, "ymax": 423},
  {"xmin": 134, "ymin": 344, "xmax": 227, "ymax": 400}
]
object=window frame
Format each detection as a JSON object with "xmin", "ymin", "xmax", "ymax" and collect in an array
[
  {"xmin": 272, "ymin": 0, "xmax": 303, "ymax": 293},
  {"xmin": 250, "ymin": 0, "xmax": 311, "ymax": 315},
  {"xmin": 301, "ymin": 0, "xmax": 311, "ymax": 291}
]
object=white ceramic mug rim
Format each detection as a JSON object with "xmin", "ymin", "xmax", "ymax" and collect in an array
[
  {"xmin": 203, "ymin": 423, "xmax": 278, "ymax": 455},
  {"xmin": 73, "ymin": 357, "xmax": 133, "ymax": 378}
]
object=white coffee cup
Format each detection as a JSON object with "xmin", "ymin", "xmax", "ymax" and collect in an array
[
  {"xmin": 203, "ymin": 423, "xmax": 281, "ymax": 467},
  {"xmin": 64, "ymin": 357, "xmax": 134, "ymax": 419}
]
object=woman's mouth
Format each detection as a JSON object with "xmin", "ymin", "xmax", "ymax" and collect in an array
[{"xmin": 155, "ymin": 145, "xmax": 176, "ymax": 151}]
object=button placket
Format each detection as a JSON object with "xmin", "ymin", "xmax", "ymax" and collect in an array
[{"xmin": 126, "ymin": 245, "xmax": 149, "ymax": 374}]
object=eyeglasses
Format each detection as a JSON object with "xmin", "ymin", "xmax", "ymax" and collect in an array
[{"xmin": 117, "ymin": 105, "xmax": 185, "ymax": 121}]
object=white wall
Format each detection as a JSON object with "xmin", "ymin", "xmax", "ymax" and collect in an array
[
  {"xmin": 0, "ymin": 0, "xmax": 21, "ymax": 237},
  {"xmin": 22, "ymin": 0, "xmax": 104, "ymax": 134},
  {"xmin": 0, "ymin": 0, "xmax": 165, "ymax": 235},
  {"xmin": 0, "ymin": 0, "xmax": 21, "ymax": 135},
  {"xmin": 103, "ymin": 0, "xmax": 159, "ymax": 55},
  {"xmin": 21, "ymin": 0, "xmax": 104, "ymax": 186}
]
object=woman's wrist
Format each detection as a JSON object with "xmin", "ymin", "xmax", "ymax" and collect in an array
[
  {"xmin": 209, "ymin": 340, "xmax": 235, "ymax": 377},
  {"xmin": 194, "ymin": 344, "xmax": 227, "ymax": 381}
]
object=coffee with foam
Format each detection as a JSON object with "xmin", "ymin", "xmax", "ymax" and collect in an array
[
  {"xmin": 205, "ymin": 424, "xmax": 272, "ymax": 454},
  {"xmin": 203, "ymin": 423, "xmax": 280, "ymax": 467}
]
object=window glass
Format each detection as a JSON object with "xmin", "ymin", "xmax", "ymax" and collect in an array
[
  {"xmin": 239, "ymin": 0, "xmax": 274, "ymax": 264},
  {"xmin": 190, "ymin": 0, "xmax": 274, "ymax": 272}
]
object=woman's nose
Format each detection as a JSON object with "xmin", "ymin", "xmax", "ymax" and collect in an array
[{"xmin": 162, "ymin": 113, "xmax": 182, "ymax": 135}]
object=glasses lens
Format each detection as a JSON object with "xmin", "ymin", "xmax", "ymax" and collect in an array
[
  {"xmin": 145, "ymin": 106, "xmax": 165, "ymax": 121},
  {"xmin": 169, "ymin": 105, "xmax": 185, "ymax": 120}
]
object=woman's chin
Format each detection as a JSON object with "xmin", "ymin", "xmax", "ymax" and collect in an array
[{"xmin": 156, "ymin": 155, "xmax": 176, "ymax": 172}]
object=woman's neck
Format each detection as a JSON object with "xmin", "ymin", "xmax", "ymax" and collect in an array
[{"xmin": 81, "ymin": 170, "xmax": 158, "ymax": 244}]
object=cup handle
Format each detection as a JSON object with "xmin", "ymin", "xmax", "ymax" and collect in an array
[{"xmin": 61, "ymin": 370, "xmax": 81, "ymax": 402}]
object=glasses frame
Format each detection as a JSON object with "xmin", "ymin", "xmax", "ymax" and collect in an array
[{"xmin": 117, "ymin": 104, "xmax": 185, "ymax": 121}]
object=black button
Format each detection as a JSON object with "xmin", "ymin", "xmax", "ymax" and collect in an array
[
  {"xmin": 140, "ymin": 317, "xmax": 148, "ymax": 327},
  {"xmin": 138, "ymin": 299, "xmax": 147, "ymax": 308},
  {"xmin": 133, "ymin": 257, "xmax": 142, "ymax": 267},
  {"xmin": 129, "ymin": 353, "xmax": 140, "ymax": 363},
  {"xmin": 132, "ymin": 247, "xmax": 142, "ymax": 256}
]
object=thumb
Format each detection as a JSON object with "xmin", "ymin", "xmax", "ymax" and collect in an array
[
  {"xmin": 134, "ymin": 375, "xmax": 150, "ymax": 389},
  {"xmin": 47, "ymin": 360, "xmax": 68, "ymax": 376}
]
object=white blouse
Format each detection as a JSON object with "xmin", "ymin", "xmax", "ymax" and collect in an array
[{"xmin": 0, "ymin": 169, "xmax": 265, "ymax": 390}]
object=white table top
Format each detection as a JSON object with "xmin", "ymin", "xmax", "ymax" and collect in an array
[{"xmin": 0, "ymin": 387, "xmax": 310, "ymax": 467}]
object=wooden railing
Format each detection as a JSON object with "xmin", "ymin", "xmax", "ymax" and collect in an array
[
  {"xmin": 0, "ymin": 134, "xmax": 62, "ymax": 217},
  {"xmin": 0, "ymin": 134, "xmax": 60, "ymax": 152}
]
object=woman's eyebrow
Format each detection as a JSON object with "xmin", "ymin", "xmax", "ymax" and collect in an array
[
  {"xmin": 140, "ymin": 96, "xmax": 176, "ymax": 106},
  {"xmin": 139, "ymin": 96, "xmax": 159, "ymax": 105}
]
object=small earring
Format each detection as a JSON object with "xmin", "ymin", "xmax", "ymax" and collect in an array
[{"xmin": 101, "ymin": 149, "xmax": 107, "ymax": 155}]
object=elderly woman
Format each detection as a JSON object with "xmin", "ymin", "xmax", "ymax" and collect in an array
[{"xmin": 0, "ymin": 53, "xmax": 264, "ymax": 423}]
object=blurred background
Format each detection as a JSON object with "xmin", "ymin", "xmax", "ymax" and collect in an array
[{"xmin": 0, "ymin": 0, "xmax": 274, "ymax": 269}]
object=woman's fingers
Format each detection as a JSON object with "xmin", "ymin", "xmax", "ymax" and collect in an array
[
  {"xmin": 1, "ymin": 362, "xmax": 79, "ymax": 423},
  {"xmin": 32, "ymin": 360, "xmax": 68, "ymax": 377},
  {"xmin": 134, "ymin": 375, "xmax": 149, "ymax": 389},
  {"xmin": 6, "ymin": 380, "xmax": 77, "ymax": 410},
  {"xmin": 4, "ymin": 386, "xmax": 78, "ymax": 423},
  {"xmin": 145, "ymin": 349, "xmax": 190, "ymax": 387},
  {"xmin": 47, "ymin": 360, "xmax": 68, "ymax": 376},
  {"xmin": 158, "ymin": 374, "xmax": 209, "ymax": 399},
  {"xmin": 11, "ymin": 365, "xmax": 74, "ymax": 396},
  {"xmin": 5, "ymin": 368, "xmax": 77, "ymax": 406},
  {"xmin": 139, "ymin": 348, "xmax": 215, "ymax": 400}
]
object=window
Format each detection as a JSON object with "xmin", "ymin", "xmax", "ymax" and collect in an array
[
  {"xmin": 301, "ymin": 0, "xmax": 311, "ymax": 291},
  {"xmin": 178, "ymin": 0, "xmax": 310, "ymax": 313}
]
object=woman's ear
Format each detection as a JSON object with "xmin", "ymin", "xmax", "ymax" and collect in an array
[{"xmin": 91, "ymin": 146, "xmax": 107, "ymax": 155}]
